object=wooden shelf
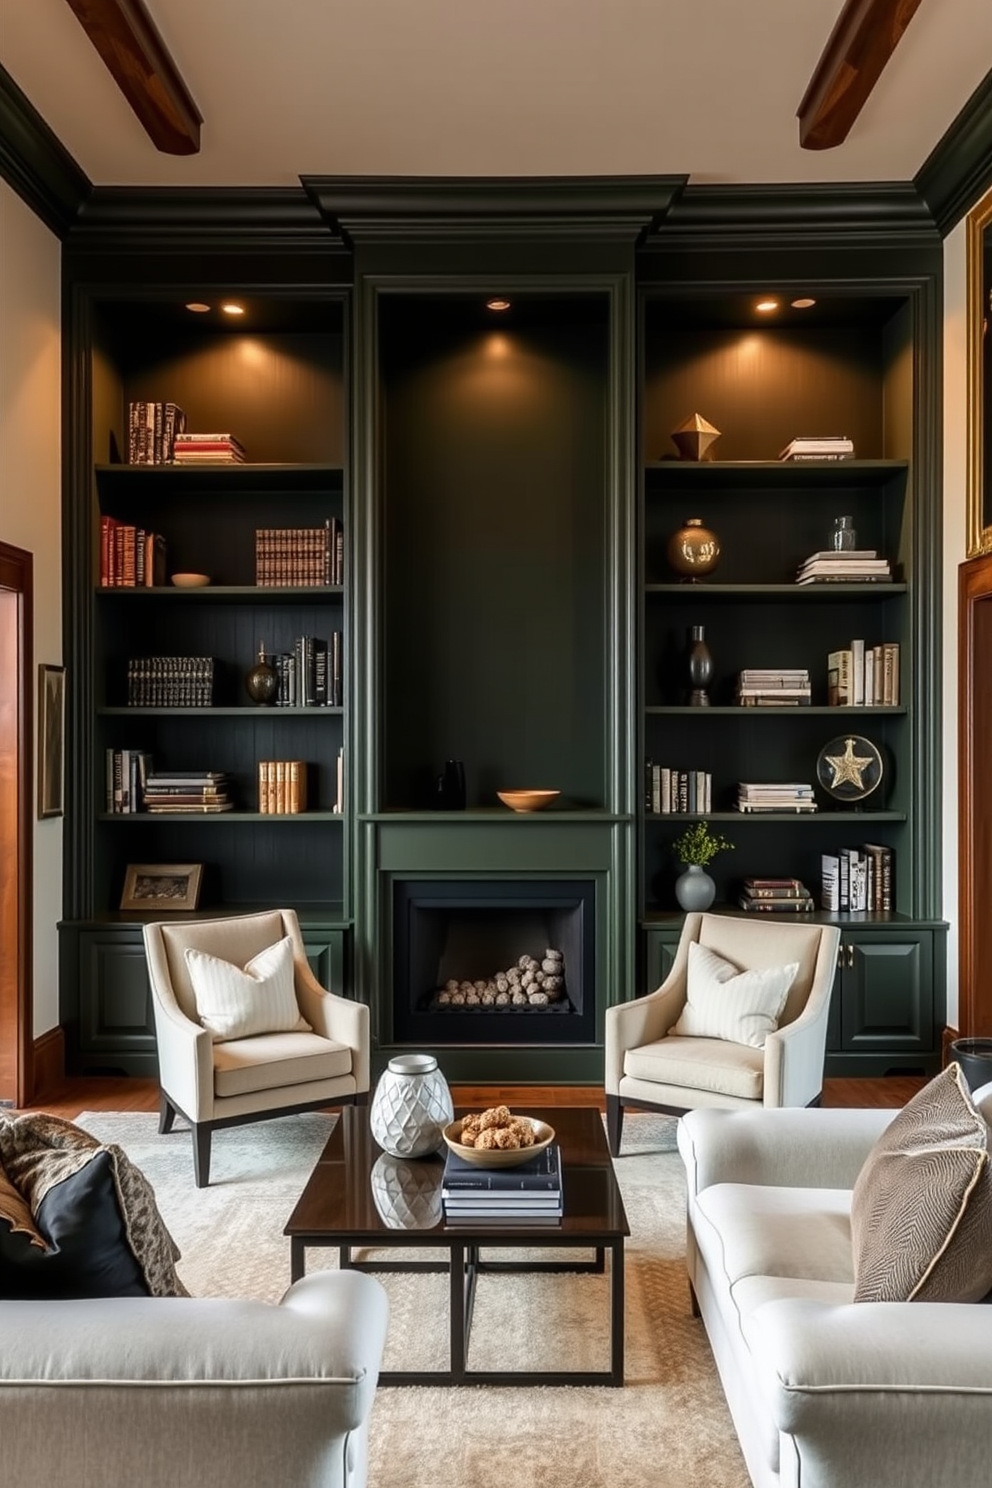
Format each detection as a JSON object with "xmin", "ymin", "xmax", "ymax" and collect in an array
[
  {"xmin": 98, "ymin": 706, "xmax": 343, "ymax": 716},
  {"xmin": 645, "ymin": 583, "xmax": 906, "ymax": 599},
  {"xmin": 95, "ymin": 586, "xmax": 343, "ymax": 602},
  {"xmin": 98, "ymin": 812, "xmax": 345, "ymax": 823},
  {"xmin": 95, "ymin": 463, "xmax": 343, "ymax": 492},
  {"xmin": 644, "ymin": 459, "xmax": 908, "ymax": 487},
  {"xmin": 644, "ymin": 811, "xmax": 906, "ymax": 823}
]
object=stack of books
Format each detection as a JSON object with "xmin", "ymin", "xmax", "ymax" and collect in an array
[
  {"xmin": 172, "ymin": 432, "xmax": 246, "ymax": 464},
  {"xmin": 779, "ymin": 436, "xmax": 854, "ymax": 461},
  {"xmin": 821, "ymin": 845, "xmax": 894, "ymax": 911},
  {"xmin": 126, "ymin": 655, "xmax": 215, "ymax": 707},
  {"xmin": 257, "ymin": 760, "xmax": 308, "ymax": 814},
  {"xmin": 736, "ymin": 669, "xmax": 811, "ymax": 706},
  {"xmin": 796, "ymin": 550, "xmax": 892, "ymax": 585},
  {"xmin": 269, "ymin": 633, "xmax": 343, "ymax": 707},
  {"xmin": 644, "ymin": 763, "xmax": 712, "ymax": 814},
  {"xmin": 738, "ymin": 877, "xmax": 814, "ymax": 913},
  {"xmin": 827, "ymin": 642, "xmax": 900, "ymax": 706},
  {"xmin": 441, "ymin": 1142, "xmax": 563, "ymax": 1224},
  {"xmin": 99, "ymin": 517, "xmax": 167, "ymax": 586},
  {"xmin": 127, "ymin": 401, "xmax": 186, "ymax": 464},
  {"xmin": 142, "ymin": 771, "xmax": 233, "ymax": 813},
  {"xmin": 736, "ymin": 782, "xmax": 817, "ymax": 813},
  {"xmin": 255, "ymin": 519, "xmax": 343, "ymax": 586}
]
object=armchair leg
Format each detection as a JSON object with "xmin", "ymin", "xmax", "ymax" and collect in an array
[
  {"xmin": 606, "ymin": 1094, "xmax": 624, "ymax": 1157},
  {"xmin": 158, "ymin": 1093, "xmax": 177, "ymax": 1135},
  {"xmin": 354, "ymin": 1090, "xmax": 369, "ymax": 1107},
  {"xmin": 192, "ymin": 1124, "xmax": 212, "ymax": 1188}
]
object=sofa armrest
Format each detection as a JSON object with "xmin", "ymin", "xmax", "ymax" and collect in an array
[
  {"xmin": 294, "ymin": 961, "xmax": 370, "ymax": 1095},
  {"xmin": 678, "ymin": 1106, "xmax": 895, "ymax": 1198},
  {"xmin": 745, "ymin": 1298, "xmax": 992, "ymax": 1488}
]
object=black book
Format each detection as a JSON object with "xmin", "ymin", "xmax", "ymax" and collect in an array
[{"xmin": 441, "ymin": 1142, "xmax": 562, "ymax": 1195}]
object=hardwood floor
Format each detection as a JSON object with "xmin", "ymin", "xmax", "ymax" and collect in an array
[{"xmin": 17, "ymin": 1073, "xmax": 927, "ymax": 1120}]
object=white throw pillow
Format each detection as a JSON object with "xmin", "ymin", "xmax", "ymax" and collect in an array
[
  {"xmin": 184, "ymin": 936, "xmax": 311, "ymax": 1043},
  {"xmin": 669, "ymin": 941, "xmax": 799, "ymax": 1049}
]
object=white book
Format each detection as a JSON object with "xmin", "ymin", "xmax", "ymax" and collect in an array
[{"xmin": 850, "ymin": 639, "xmax": 865, "ymax": 706}]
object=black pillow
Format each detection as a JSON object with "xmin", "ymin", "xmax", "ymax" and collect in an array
[{"xmin": 0, "ymin": 1150, "xmax": 148, "ymax": 1299}]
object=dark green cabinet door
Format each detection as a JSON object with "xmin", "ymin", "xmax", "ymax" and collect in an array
[
  {"xmin": 643, "ymin": 928, "xmax": 681, "ymax": 993},
  {"xmin": 301, "ymin": 929, "xmax": 347, "ymax": 994},
  {"xmin": 840, "ymin": 931, "xmax": 933, "ymax": 1055},
  {"xmin": 79, "ymin": 931, "xmax": 157, "ymax": 1069}
]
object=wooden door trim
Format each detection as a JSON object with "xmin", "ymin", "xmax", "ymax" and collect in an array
[
  {"xmin": 958, "ymin": 553, "xmax": 992, "ymax": 1038},
  {"xmin": 0, "ymin": 541, "xmax": 33, "ymax": 1105}
]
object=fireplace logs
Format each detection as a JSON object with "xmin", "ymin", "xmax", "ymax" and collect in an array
[{"xmin": 431, "ymin": 949, "xmax": 566, "ymax": 1011}]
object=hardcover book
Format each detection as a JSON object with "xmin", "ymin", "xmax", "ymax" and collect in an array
[{"xmin": 441, "ymin": 1142, "xmax": 562, "ymax": 1195}]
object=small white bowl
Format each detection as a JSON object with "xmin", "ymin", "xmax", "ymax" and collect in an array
[{"xmin": 170, "ymin": 573, "xmax": 211, "ymax": 589}]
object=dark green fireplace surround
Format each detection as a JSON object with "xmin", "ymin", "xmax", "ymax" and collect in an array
[{"xmin": 48, "ymin": 176, "xmax": 949, "ymax": 1083}]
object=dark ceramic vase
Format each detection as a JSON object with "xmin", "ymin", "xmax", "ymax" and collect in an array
[
  {"xmin": 245, "ymin": 648, "xmax": 278, "ymax": 705},
  {"xmin": 686, "ymin": 624, "xmax": 714, "ymax": 706},
  {"xmin": 436, "ymin": 759, "xmax": 466, "ymax": 810}
]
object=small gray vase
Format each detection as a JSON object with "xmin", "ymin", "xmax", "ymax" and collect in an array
[{"xmin": 675, "ymin": 863, "xmax": 716, "ymax": 911}]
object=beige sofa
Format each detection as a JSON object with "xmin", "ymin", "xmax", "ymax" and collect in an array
[
  {"xmin": 0, "ymin": 1269, "xmax": 388, "ymax": 1488},
  {"xmin": 678, "ymin": 1105, "xmax": 992, "ymax": 1488}
]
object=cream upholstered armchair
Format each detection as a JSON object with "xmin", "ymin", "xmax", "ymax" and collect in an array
[
  {"xmin": 605, "ymin": 912, "xmax": 840, "ymax": 1156},
  {"xmin": 142, "ymin": 909, "xmax": 369, "ymax": 1186}
]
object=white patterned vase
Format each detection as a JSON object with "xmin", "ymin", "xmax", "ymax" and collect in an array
[
  {"xmin": 369, "ymin": 1053, "xmax": 454, "ymax": 1158},
  {"xmin": 370, "ymin": 1153, "xmax": 444, "ymax": 1229}
]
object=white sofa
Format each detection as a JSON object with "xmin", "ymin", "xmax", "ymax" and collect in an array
[
  {"xmin": 0, "ymin": 1270, "xmax": 388, "ymax": 1488},
  {"xmin": 678, "ymin": 1105, "xmax": 992, "ymax": 1488}
]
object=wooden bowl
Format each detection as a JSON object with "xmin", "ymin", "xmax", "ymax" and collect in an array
[
  {"xmin": 442, "ymin": 1116, "xmax": 555, "ymax": 1168},
  {"xmin": 496, "ymin": 789, "xmax": 560, "ymax": 813},
  {"xmin": 170, "ymin": 572, "xmax": 211, "ymax": 588}
]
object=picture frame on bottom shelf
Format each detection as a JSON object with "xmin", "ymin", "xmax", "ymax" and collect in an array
[{"xmin": 120, "ymin": 862, "xmax": 203, "ymax": 912}]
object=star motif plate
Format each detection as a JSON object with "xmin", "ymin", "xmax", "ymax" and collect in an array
[{"xmin": 816, "ymin": 734, "xmax": 884, "ymax": 804}]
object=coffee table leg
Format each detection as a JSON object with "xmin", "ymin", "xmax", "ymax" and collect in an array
[
  {"xmin": 290, "ymin": 1237, "xmax": 305, "ymax": 1284},
  {"xmin": 610, "ymin": 1240, "xmax": 625, "ymax": 1385},
  {"xmin": 449, "ymin": 1243, "xmax": 466, "ymax": 1384}
]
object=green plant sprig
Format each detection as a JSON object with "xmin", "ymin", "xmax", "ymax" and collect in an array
[{"xmin": 671, "ymin": 820, "xmax": 735, "ymax": 868}]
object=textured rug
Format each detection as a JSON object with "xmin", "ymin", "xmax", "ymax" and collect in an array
[{"xmin": 76, "ymin": 1110, "xmax": 749, "ymax": 1488}]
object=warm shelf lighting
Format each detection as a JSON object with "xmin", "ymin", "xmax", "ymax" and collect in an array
[
  {"xmin": 755, "ymin": 299, "xmax": 779, "ymax": 313},
  {"xmin": 186, "ymin": 302, "xmax": 211, "ymax": 313},
  {"xmin": 486, "ymin": 299, "xmax": 511, "ymax": 312},
  {"xmin": 791, "ymin": 297, "xmax": 817, "ymax": 309},
  {"xmin": 222, "ymin": 303, "xmax": 245, "ymax": 316}
]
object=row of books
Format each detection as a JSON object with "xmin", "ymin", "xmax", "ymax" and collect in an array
[
  {"xmin": 441, "ymin": 1142, "xmax": 563, "ymax": 1223},
  {"xmin": 737, "ymin": 877, "xmax": 814, "ymax": 913},
  {"xmin": 827, "ymin": 642, "xmax": 900, "ymax": 707},
  {"xmin": 257, "ymin": 760, "xmax": 307, "ymax": 814},
  {"xmin": 255, "ymin": 520, "xmax": 343, "ymax": 587},
  {"xmin": 99, "ymin": 517, "xmax": 166, "ymax": 587},
  {"xmin": 269, "ymin": 634, "xmax": 343, "ymax": 707},
  {"xmin": 126, "ymin": 656, "xmax": 215, "ymax": 708},
  {"xmin": 736, "ymin": 782, "xmax": 817, "ymax": 813},
  {"xmin": 780, "ymin": 436, "xmax": 854, "ymax": 461},
  {"xmin": 645, "ymin": 764, "xmax": 712, "ymax": 814},
  {"xmin": 144, "ymin": 772, "xmax": 233, "ymax": 814},
  {"xmin": 821, "ymin": 845, "xmax": 894, "ymax": 912},
  {"xmin": 796, "ymin": 550, "xmax": 893, "ymax": 585},
  {"xmin": 737, "ymin": 668, "xmax": 811, "ymax": 707},
  {"xmin": 172, "ymin": 432, "xmax": 246, "ymax": 464},
  {"xmin": 104, "ymin": 749, "xmax": 153, "ymax": 813},
  {"xmin": 127, "ymin": 401, "xmax": 187, "ymax": 465}
]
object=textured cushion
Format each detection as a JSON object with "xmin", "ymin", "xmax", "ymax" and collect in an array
[
  {"xmin": 213, "ymin": 1031, "xmax": 353, "ymax": 1098},
  {"xmin": 624, "ymin": 1035, "xmax": 764, "ymax": 1100},
  {"xmin": 851, "ymin": 1064, "xmax": 992, "ymax": 1303},
  {"xmin": 669, "ymin": 942, "xmax": 799, "ymax": 1048},
  {"xmin": 185, "ymin": 935, "xmax": 311, "ymax": 1042}
]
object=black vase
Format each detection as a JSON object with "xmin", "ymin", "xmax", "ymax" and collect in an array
[
  {"xmin": 436, "ymin": 759, "xmax": 466, "ymax": 810},
  {"xmin": 686, "ymin": 625, "xmax": 713, "ymax": 706}
]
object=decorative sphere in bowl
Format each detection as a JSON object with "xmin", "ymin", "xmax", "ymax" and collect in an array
[
  {"xmin": 170, "ymin": 572, "xmax": 211, "ymax": 588},
  {"xmin": 442, "ymin": 1115, "xmax": 555, "ymax": 1168},
  {"xmin": 496, "ymin": 789, "xmax": 560, "ymax": 813}
]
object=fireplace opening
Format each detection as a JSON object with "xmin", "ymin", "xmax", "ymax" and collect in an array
[{"xmin": 392, "ymin": 879, "xmax": 596, "ymax": 1046}]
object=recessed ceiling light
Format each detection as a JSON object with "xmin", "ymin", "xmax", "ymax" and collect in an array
[
  {"xmin": 755, "ymin": 299, "xmax": 779, "ymax": 313},
  {"xmin": 221, "ymin": 302, "xmax": 245, "ymax": 316},
  {"xmin": 185, "ymin": 302, "xmax": 210, "ymax": 313},
  {"xmin": 791, "ymin": 297, "xmax": 817, "ymax": 309},
  {"xmin": 486, "ymin": 299, "xmax": 511, "ymax": 312}
]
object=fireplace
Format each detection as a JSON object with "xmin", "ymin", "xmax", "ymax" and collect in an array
[{"xmin": 392, "ymin": 879, "xmax": 597, "ymax": 1046}]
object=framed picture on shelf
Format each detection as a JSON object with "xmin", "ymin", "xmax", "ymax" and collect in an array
[
  {"xmin": 38, "ymin": 663, "xmax": 65, "ymax": 819},
  {"xmin": 120, "ymin": 862, "xmax": 203, "ymax": 913}
]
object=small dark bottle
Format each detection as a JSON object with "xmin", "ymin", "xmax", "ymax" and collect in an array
[
  {"xmin": 436, "ymin": 759, "xmax": 466, "ymax": 810},
  {"xmin": 686, "ymin": 624, "xmax": 713, "ymax": 706}
]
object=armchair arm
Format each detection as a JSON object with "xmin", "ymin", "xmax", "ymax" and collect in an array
[
  {"xmin": 678, "ymin": 1106, "xmax": 895, "ymax": 1197},
  {"xmin": 604, "ymin": 978, "xmax": 686, "ymax": 1095},
  {"xmin": 143, "ymin": 928, "xmax": 215, "ymax": 1121},
  {"xmin": 763, "ymin": 995, "xmax": 832, "ymax": 1107},
  {"xmin": 294, "ymin": 959, "xmax": 370, "ymax": 1095}
]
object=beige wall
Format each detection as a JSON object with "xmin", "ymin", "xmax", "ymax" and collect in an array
[
  {"xmin": 942, "ymin": 218, "xmax": 969, "ymax": 1028},
  {"xmin": 0, "ymin": 178, "xmax": 62, "ymax": 1038}
]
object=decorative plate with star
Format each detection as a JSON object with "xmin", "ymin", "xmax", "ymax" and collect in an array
[{"xmin": 815, "ymin": 734, "xmax": 884, "ymax": 805}]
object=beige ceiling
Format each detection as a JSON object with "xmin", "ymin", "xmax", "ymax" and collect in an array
[{"xmin": 2, "ymin": 0, "xmax": 992, "ymax": 189}]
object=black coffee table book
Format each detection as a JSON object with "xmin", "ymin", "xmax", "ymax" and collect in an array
[{"xmin": 442, "ymin": 1143, "xmax": 563, "ymax": 1219}]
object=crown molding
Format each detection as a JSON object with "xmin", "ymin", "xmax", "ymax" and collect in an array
[
  {"xmin": 0, "ymin": 61, "xmax": 90, "ymax": 236},
  {"xmin": 301, "ymin": 175, "xmax": 688, "ymax": 246},
  {"xmin": 67, "ymin": 186, "xmax": 342, "ymax": 254},
  {"xmin": 915, "ymin": 68, "xmax": 992, "ymax": 235}
]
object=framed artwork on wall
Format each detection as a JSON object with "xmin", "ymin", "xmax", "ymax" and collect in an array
[
  {"xmin": 120, "ymin": 863, "xmax": 203, "ymax": 913},
  {"xmin": 38, "ymin": 663, "xmax": 65, "ymax": 819}
]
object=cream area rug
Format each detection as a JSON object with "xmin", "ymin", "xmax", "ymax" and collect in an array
[{"xmin": 76, "ymin": 1110, "xmax": 749, "ymax": 1488}]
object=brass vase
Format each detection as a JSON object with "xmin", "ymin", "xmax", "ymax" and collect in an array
[
  {"xmin": 667, "ymin": 517, "xmax": 721, "ymax": 581},
  {"xmin": 245, "ymin": 646, "xmax": 278, "ymax": 705}
]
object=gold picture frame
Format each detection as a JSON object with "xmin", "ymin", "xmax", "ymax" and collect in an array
[
  {"xmin": 38, "ymin": 663, "xmax": 65, "ymax": 819},
  {"xmin": 966, "ymin": 183, "xmax": 992, "ymax": 557},
  {"xmin": 120, "ymin": 862, "xmax": 203, "ymax": 912}
]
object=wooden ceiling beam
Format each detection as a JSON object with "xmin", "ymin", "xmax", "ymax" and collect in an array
[
  {"xmin": 63, "ymin": 0, "xmax": 201, "ymax": 155},
  {"xmin": 798, "ymin": 0, "xmax": 925, "ymax": 151}
]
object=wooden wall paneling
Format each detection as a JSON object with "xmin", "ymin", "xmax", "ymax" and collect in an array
[
  {"xmin": 0, "ymin": 542, "xmax": 33, "ymax": 1105},
  {"xmin": 958, "ymin": 553, "xmax": 992, "ymax": 1036}
]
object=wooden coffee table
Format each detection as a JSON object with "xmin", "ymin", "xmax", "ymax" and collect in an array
[{"xmin": 284, "ymin": 1104, "xmax": 630, "ymax": 1386}]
